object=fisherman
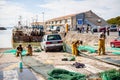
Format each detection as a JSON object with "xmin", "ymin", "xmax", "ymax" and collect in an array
[
  {"xmin": 16, "ymin": 44, "xmax": 23, "ymax": 57},
  {"xmin": 26, "ymin": 44, "xmax": 32, "ymax": 56},
  {"xmin": 71, "ymin": 41, "xmax": 76, "ymax": 56},
  {"xmin": 106, "ymin": 27, "xmax": 110, "ymax": 36},
  {"xmin": 71, "ymin": 40, "xmax": 80, "ymax": 56},
  {"xmin": 64, "ymin": 24, "xmax": 69, "ymax": 37},
  {"xmin": 98, "ymin": 31, "xmax": 106, "ymax": 55},
  {"xmin": 65, "ymin": 23, "xmax": 69, "ymax": 33},
  {"xmin": 118, "ymin": 27, "xmax": 120, "ymax": 36},
  {"xmin": 86, "ymin": 25, "xmax": 89, "ymax": 33}
]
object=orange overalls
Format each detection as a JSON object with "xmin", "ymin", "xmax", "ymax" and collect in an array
[
  {"xmin": 98, "ymin": 34, "xmax": 106, "ymax": 55},
  {"xmin": 26, "ymin": 46, "xmax": 32, "ymax": 56},
  {"xmin": 72, "ymin": 41, "xmax": 79, "ymax": 56},
  {"xmin": 65, "ymin": 24, "xmax": 68, "ymax": 33}
]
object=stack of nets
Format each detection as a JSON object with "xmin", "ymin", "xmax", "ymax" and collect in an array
[
  {"xmin": 112, "ymin": 52, "xmax": 120, "ymax": 55},
  {"xmin": 3, "ymin": 49, "xmax": 26, "ymax": 56},
  {"xmin": 78, "ymin": 46, "xmax": 96, "ymax": 53},
  {"xmin": 48, "ymin": 68, "xmax": 86, "ymax": 80},
  {"xmin": 100, "ymin": 69, "xmax": 120, "ymax": 80}
]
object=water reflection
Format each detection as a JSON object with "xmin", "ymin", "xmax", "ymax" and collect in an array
[{"xmin": 0, "ymin": 28, "xmax": 12, "ymax": 48}]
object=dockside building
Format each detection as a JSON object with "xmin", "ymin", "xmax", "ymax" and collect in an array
[{"xmin": 45, "ymin": 10, "xmax": 108, "ymax": 30}]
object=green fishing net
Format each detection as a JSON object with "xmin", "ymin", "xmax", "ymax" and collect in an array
[{"xmin": 47, "ymin": 68, "xmax": 86, "ymax": 80}]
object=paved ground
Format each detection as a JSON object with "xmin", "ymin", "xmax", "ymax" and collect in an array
[
  {"xmin": 0, "ymin": 68, "xmax": 37, "ymax": 80},
  {"xmin": 31, "ymin": 51, "xmax": 120, "ymax": 79},
  {"xmin": 0, "ymin": 53, "xmax": 43, "ymax": 80},
  {"xmin": 0, "ymin": 47, "xmax": 120, "ymax": 80}
]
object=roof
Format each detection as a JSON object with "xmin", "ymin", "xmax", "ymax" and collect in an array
[
  {"xmin": 46, "ymin": 14, "xmax": 77, "ymax": 22},
  {"xmin": 46, "ymin": 10, "xmax": 94, "ymax": 22},
  {"xmin": 84, "ymin": 11, "xmax": 108, "ymax": 26},
  {"xmin": 32, "ymin": 10, "xmax": 108, "ymax": 26},
  {"xmin": 31, "ymin": 22, "xmax": 43, "ymax": 25}
]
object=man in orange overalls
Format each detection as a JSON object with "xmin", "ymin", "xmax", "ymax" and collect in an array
[
  {"xmin": 72, "ymin": 40, "xmax": 79, "ymax": 56},
  {"xmin": 65, "ymin": 24, "xmax": 69, "ymax": 33},
  {"xmin": 98, "ymin": 32, "xmax": 106, "ymax": 55},
  {"xmin": 26, "ymin": 44, "xmax": 32, "ymax": 56}
]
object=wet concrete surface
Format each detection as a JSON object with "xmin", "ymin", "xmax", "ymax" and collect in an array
[
  {"xmin": 17, "ymin": 68, "xmax": 37, "ymax": 80},
  {"xmin": 0, "ymin": 68, "xmax": 37, "ymax": 80}
]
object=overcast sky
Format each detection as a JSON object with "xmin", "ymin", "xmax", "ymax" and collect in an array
[{"xmin": 0, "ymin": 0, "xmax": 120, "ymax": 27}]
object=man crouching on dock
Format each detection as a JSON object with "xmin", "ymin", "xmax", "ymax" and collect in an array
[{"xmin": 16, "ymin": 44, "xmax": 23, "ymax": 57}]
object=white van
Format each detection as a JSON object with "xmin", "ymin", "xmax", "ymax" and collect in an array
[{"xmin": 41, "ymin": 34, "xmax": 63, "ymax": 52}]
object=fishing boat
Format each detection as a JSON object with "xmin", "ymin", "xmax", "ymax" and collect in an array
[
  {"xmin": 12, "ymin": 17, "xmax": 44, "ymax": 43},
  {"xmin": 0, "ymin": 27, "xmax": 7, "ymax": 30}
]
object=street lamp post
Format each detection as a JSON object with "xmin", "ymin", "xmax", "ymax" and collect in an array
[
  {"xmin": 36, "ymin": 15, "xmax": 38, "ymax": 22},
  {"xmin": 42, "ymin": 12, "xmax": 44, "ymax": 27},
  {"xmin": 18, "ymin": 16, "xmax": 22, "ymax": 29}
]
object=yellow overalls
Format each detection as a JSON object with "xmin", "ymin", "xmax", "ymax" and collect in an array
[
  {"xmin": 98, "ymin": 35, "xmax": 105, "ymax": 55},
  {"xmin": 72, "ymin": 41, "xmax": 79, "ymax": 56},
  {"xmin": 27, "ymin": 47, "xmax": 32, "ymax": 56},
  {"xmin": 65, "ymin": 24, "xmax": 68, "ymax": 33},
  {"xmin": 72, "ymin": 42, "xmax": 76, "ymax": 55}
]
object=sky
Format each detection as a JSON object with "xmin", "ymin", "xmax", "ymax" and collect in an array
[{"xmin": 0, "ymin": 0, "xmax": 120, "ymax": 27}]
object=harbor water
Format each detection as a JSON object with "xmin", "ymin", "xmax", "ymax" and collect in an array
[{"xmin": 0, "ymin": 28, "xmax": 12, "ymax": 48}]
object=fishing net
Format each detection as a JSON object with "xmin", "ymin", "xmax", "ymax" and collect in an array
[
  {"xmin": 3, "ymin": 49, "xmax": 26, "ymax": 56},
  {"xmin": 22, "ymin": 56, "xmax": 54, "ymax": 79},
  {"xmin": 63, "ymin": 43, "xmax": 96, "ymax": 53},
  {"xmin": 47, "ymin": 68, "xmax": 86, "ymax": 80},
  {"xmin": 101, "ymin": 57, "xmax": 120, "ymax": 66},
  {"xmin": 33, "ymin": 48, "xmax": 41, "ymax": 52},
  {"xmin": 63, "ymin": 43, "xmax": 72, "ymax": 53},
  {"xmin": 78, "ymin": 46, "xmax": 96, "ymax": 53},
  {"xmin": 111, "ymin": 48, "xmax": 120, "ymax": 51},
  {"xmin": 22, "ymin": 56, "xmax": 86, "ymax": 80},
  {"xmin": 112, "ymin": 52, "xmax": 120, "ymax": 55},
  {"xmin": 68, "ymin": 56, "xmax": 76, "ymax": 61},
  {"xmin": 100, "ymin": 69, "xmax": 120, "ymax": 80}
]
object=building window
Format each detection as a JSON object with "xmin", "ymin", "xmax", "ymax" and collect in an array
[
  {"xmin": 61, "ymin": 20, "xmax": 65, "ymax": 24},
  {"xmin": 57, "ymin": 21, "xmax": 61, "ymax": 24},
  {"xmin": 54, "ymin": 21, "xmax": 56, "ymax": 24},
  {"xmin": 67, "ymin": 19, "xmax": 71, "ymax": 24}
]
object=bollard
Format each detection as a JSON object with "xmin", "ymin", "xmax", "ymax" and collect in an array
[
  {"xmin": 19, "ymin": 61, "xmax": 23, "ymax": 69},
  {"xmin": 19, "ymin": 68, "xmax": 23, "ymax": 72}
]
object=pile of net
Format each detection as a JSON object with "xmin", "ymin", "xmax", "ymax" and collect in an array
[
  {"xmin": 78, "ymin": 46, "xmax": 96, "ymax": 53},
  {"xmin": 100, "ymin": 69, "xmax": 120, "ymax": 80},
  {"xmin": 33, "ymin": 48, "xmax": 41, "ymax": 52},
  {"xmin": 47, "ymin": 68, "xmax": 86, "ymax": 80},
  {"xmin": 3, "ymin": 49, "xmax": 26, "ymax": 56},
  {"xmin": 110, "ymin": 47, "xmax": 120, "ymax": 51},
  {"xmin": 112, "ymin": 52, "xmax": 120, "ymax": 55},
  {"xmin": 107, "ymin": 47, "xmax": 120, "ymax": 55}
]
